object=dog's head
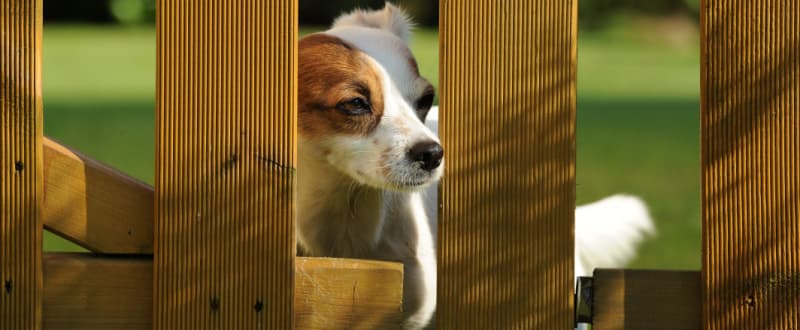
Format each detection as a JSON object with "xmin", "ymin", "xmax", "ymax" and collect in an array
[{"xmin": 298, "ymin": 4, "xmax": 441, "ymax": 191}]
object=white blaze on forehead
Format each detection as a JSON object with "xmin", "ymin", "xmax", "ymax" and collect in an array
[
  {"xmin": 327, "ymin": 26, "xmax": 419, "ymax": 101},
  {"xmin": 362, "ymin": 53, "xmax": 438, "ymax": 144}
]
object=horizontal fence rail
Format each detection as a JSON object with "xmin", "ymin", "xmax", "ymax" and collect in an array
[
  {"xmin": 0, "ymin": 0, "xmax": 43, "ymax": 329},
  {"xmin": 592, "ymin": 269, "xmax": 701, "ymax": 330},
  {"xmin": 43, "ymin": 254, "xmax": 402, "ymax": 329}
]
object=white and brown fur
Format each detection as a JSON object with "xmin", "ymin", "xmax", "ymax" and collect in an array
[
  {"xmin": 297, "ymin": 4, "xmax": 655, "ymax": 329},
  {"xmin": 297, "ymin": 5, "xmax": 438, "ymax": 329}
]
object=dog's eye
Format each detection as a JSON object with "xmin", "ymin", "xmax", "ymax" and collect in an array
[
  {"xmin": 415, "ymin": 93, "xmax": 434, "ymax": 119},
  {"xmin": 336, "ymin": 97, "xmax": 372, "ymax": 115}
]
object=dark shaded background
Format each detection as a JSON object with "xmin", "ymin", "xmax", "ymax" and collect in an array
[{"xmin": 45, "ymin": 0, "xmax": 698, "ymax": 28}]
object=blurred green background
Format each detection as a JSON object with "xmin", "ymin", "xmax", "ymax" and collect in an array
[{"xmin": 42, "ymin": 0, "xmax": 701, "ymax": 270}]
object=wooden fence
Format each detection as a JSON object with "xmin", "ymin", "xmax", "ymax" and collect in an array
[{"xmin": 1, "ymin": 0, "xmax": 797, "ymax": 329}]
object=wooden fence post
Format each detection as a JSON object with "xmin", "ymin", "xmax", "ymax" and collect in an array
[
  {"xmin": 702, "ymin": 0, "xmax": 800, "ymax": 328},
  {"xmin": 438, "ymin": 0, "xmax": 577, "ymax": 328},
  {"xmin": 0, "ymin": 0, "xmax": 43, "ymax": 329},
  {"xmin": 155, "ymin": 1, "xmax": 297, "ymax": 328}
]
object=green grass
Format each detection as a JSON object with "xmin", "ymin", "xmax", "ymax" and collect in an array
[
  {"xmin": 575, "ymin": 18, "xmax": 701, "ymax": 270},
  {"xmin": 43, "ymin": 25, "xmax": 155, "ymax": 251},
  {"xmin": 42, "ymin": 23, "xmax": 700, "ymax": 270}
]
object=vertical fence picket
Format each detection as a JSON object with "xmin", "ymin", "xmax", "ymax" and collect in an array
[
  {"xmin": 155, "ymin": 1, "xmax": 297, "ymax": 328},
  {"xmin": 0, "ymin": 0, "xmax": 43, "ymax": 329},
  {"xmin": 438, "ymin": 0, "xmax": 577, "ymax": 328}
]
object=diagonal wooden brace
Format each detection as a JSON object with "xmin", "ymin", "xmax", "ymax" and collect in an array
[{"xmin": 43, "ymin": 137, "xmax": 153, "ymax": 254}]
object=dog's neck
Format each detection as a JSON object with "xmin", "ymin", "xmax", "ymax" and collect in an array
[{"xmin": 296, "ymin": 144, "xmax": 387, "ymax": 258}]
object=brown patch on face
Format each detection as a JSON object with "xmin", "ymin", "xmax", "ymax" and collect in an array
[{"xmin": 298, "ymin": 34, "xmax": 385, "ymax": 138}]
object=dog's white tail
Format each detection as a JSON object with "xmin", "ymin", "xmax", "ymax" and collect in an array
[{"xmin": 574, "ymin": 194, "xmax": 656, "ymax": 277}]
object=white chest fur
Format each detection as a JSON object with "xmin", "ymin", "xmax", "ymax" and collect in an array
[{"xmin": 296, "ymin": 141, "xmax": 437, "ymax": 329}]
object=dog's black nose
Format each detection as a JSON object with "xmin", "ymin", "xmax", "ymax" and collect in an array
[{"xmin": 408, "ymin": 141, "xmax": 443, "ymax": 171}]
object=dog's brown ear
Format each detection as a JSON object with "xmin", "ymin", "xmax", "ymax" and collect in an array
[{"xmin": 333, "ymin": 3, "xmax": 413, "ymax": 42}]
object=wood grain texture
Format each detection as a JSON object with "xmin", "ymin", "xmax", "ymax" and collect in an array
[
  {"xmin": 701, "ymin": 0, "xmax": 800, "ymax": 329},
  {"xmin": 593, "ymin": 269, "xmax": 701, "ymax": 330},
  {"xmin": 155, "ymin": 1, "xmax": 297, "ymax": 328},
  {"xmin": 43, "ymin": 254, "xmax": 401, "ymax": 330},
  {"xmin": 0, "ymin": 0, "xmax": 43, "ymax": 328},
  {"xmin": 43, "ymin": 137, "xmax": 153, "ymax": 254},
  {"xmin": 43, "ymin": 254, "xmax": 152, "ymax": 329},
  {"xmin": 294, "ymin": 258, "xmax": 403, "ymax": 330},
  {"xmin": 438, "ymin": 0, "xmax": 577, "ymax": 328}
]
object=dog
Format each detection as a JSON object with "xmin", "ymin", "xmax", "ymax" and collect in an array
[
  {"xmin": 297, "ymin": 6, "xmax": 440, "ymax": 329},
  {"xmin": 297, "ymin": 4, "xmax": 655, "ymax": 329}
]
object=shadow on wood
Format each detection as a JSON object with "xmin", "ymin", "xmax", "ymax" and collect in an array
[{"xmin": 593, "ymin": 269, "xmax": 701, "ymax": 330}]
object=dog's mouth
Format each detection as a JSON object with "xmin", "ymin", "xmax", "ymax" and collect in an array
[
  {"xmin": 391, "ymin": 179, "xmax": 428, "ymax": 187},
  {"xmin": 347, "ymin": 167, "xmax": 439, "ymax": 192},
  {"xmin": 384, "ymin": 173, "xmax": 440, "ymax": 191},
  {"xmin": 381, "ymin": 160, "xmax": 444, "ymax": 191}
]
